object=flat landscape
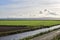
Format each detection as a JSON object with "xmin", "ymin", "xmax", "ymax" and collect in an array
[
  {"xmin": 32, "ymin": 29, "xmax": 60, "ymax": 40},
  {"xmin": 0, "ymin": 20, "xmax": 60, "ymax": 26},
  {"xmin": 0, "ymin": 20, "xmax": 60, "ymax": 37}
]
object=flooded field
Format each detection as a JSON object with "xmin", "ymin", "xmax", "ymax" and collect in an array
[{"xmin": 0, "ymin": 25, "xmax": 60, "ymax": 40}]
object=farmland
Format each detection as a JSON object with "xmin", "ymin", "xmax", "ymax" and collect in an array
[
  {"xmin": 0, "ymin": 20, "xmax": 60, "ymax": 36},
  {"xmin": 0, "ymin": 20, "xmax": 60, "ymax": 26}
]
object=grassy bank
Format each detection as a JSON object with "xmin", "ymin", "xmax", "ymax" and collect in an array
[
  {"xmin": 0, "ymin": 25, "xmax": 57, "ymax": 37},
  {"xmin": 20, "ymin": 31, "xmax": 51, "ymax": 40},
  {"xmin": 20, "ymin": 28, "xmax": 60, "ymax": 40},
  {"xmin": 52, "ymin": 34, "xmax": 60, "ymax": 40},
  {"xmin": 0, "ymin": 25, "xmax": 48, "ymax": 37}
]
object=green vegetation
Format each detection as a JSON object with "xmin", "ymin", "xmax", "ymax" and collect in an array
[
  {"xmin": 0, "ymin": 20, "xmax": 60, "ymax": 26},
  {"xmin": 20, "ymin": 28, "xmax": 59, "ymax": 40},
  {"xmin": 20, "ymin": 31, "xmax": 51, "ymax": 40},
  {"xmin": 0, "ymin": 20, "xmax": 60, "ymax": 36},
  {"xmin": 52, "ymin": 34, "xmax": 60, "ymax": 40}
]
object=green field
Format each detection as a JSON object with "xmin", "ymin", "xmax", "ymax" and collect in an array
[
  {"xmin": 0, "ymin": 20, "xmax": 60, "ymax": 26},
  {"xmin": 0, "ymin": 20, "xmax": 60, "ymax": 36}
]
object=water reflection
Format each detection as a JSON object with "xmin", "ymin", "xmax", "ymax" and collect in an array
[{"xmin": 0, "ymin": 25, "xmax": 60, "ymax": 40}]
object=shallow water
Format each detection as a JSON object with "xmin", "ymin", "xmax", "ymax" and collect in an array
[{"xmin": 0, "ymin": 25, "xmax": 60, "ymax": 40}]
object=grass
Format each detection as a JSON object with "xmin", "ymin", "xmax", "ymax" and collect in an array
[
  {"xmin": 20, "ymin": 31, "xmax": 51, "ymax": 40},
  {"xmin": 52, "ymin": 34, "xmax": 60, "ymax": 40},
  {"xmin": 20, "ymin": 28, "xmax": 60, "ymax": 40},
  {"xmin": 0, "ymin": 20, "xmax": 60, "ymax": 36},
  {"xmin": 0, "ymin": 20, "xmax": 60, "ymax": 26}
]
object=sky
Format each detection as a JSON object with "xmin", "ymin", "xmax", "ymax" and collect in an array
[{"xmin": 0, "ymin": 0, "xmax": 60, "ymax": 18}]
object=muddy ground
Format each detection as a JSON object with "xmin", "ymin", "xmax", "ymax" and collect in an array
[{"xmin": 0, "ymin": 25, "xmax": 29, "ymax": 32}]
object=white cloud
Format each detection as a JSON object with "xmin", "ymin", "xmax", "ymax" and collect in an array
[{"xmin": 0, "ymin": 0, "xmax": 60, "ymax": 18}]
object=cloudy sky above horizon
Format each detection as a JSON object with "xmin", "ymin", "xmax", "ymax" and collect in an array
[{"xmin": 0, "ymin": 0, "xmax": 60, "ymax": 18}]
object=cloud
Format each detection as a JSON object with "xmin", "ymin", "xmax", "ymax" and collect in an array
[{"xmin": 0, "ymin": 0, "xmax": 60, "ymax": 18}]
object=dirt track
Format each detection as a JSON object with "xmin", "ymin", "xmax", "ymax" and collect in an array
[{"xmin": 32, "ymin": 29, "xmax": 60, "ymax": 40}]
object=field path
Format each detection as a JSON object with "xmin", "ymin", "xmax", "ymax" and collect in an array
[{"xmin": 31, "ymin": 29, "xmax": 60, "ymax": 40}]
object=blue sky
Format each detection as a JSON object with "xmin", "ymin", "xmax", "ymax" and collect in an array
[{"xmin": 0, "ymin": 0, "xmax": 60, "ymax": 18}]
